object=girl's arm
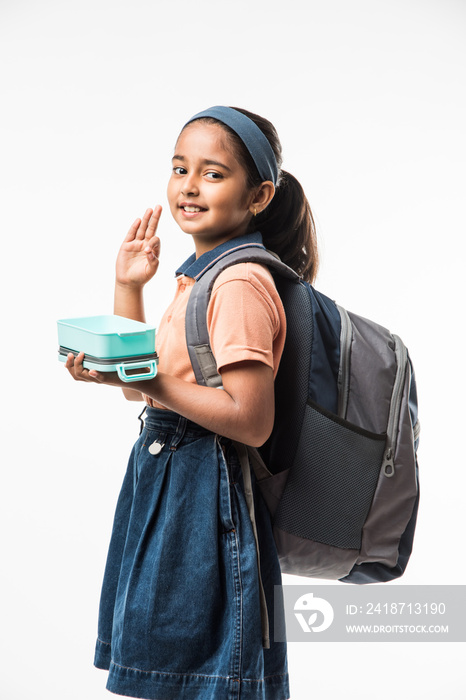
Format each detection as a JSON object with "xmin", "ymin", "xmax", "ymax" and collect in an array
[
  {"xmin": 134, "ymin": 361, "xmax": 275, "ymax": 447},
  {"xmin": 67, "ymin": 353, "xmax": 275, "ymax": 447},
  {"xmin": 114, "ymin": 207, "xmax": 162, "ymax": 401}
]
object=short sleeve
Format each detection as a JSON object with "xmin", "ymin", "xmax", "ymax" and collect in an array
[{"xmin": 206, "ymin": 262, "xmax": 286, "ymax": 376}]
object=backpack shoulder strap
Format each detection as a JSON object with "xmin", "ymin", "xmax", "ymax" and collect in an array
[{"xmin": 185, "ymin": 245, "xmax": 300, "ymax": 387}]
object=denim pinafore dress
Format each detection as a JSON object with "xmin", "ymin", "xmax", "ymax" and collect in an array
[{"xmin": 94, "ymin": 406, "xmax": 289, "ymax": 700}]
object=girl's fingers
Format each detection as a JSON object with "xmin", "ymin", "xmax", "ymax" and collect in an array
[
  {"xmin": 66, "ymin": 351, "xmax": 94, "ymax": 382},
  {"xmin": 124, "ymin": 205, "xmax": 161, "ymax": 247},
  {"xmin": 65, "ymin": 352, "xmax": 114, "ymax": 385},
  {"xmin": 144, "ymin": 235, "xmax": 161, "ymax": 260},
  {"xmin": 65, "ymin": 352, "xmax": 75, "ymax": 372},
  {"xmin": 124, "ymin": 218, "xmax": 142, "ymax": 242},
  {"xmin": 73, "ymin": 351, "xmax": 89, "ymax": 380},
  {"xmin": 146, "ymin": 205, "xmax": 162, "ymax": 237},
  {"xmin": 135, "ymin": 208, "xmax": 153, "ymax": 240},
  {"xmin": 65, "ymin": 352, "xmax": 84, "ymax": 381}
]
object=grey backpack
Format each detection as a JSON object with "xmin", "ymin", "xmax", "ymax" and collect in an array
[{"xmin": 185, "ymin": 242, "xmax": 420, "ymax": 584}]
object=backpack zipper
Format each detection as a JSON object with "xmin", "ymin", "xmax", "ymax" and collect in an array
[
  {"xmin": 336, "ymin": 305, "xmax": 352, "ymax": 419},
  {"xmin": 335, "ymin": 312, "xmax": 411, "ymax": 478},
  {"xmin": 382, "ymin": 335, "xmax": 408, "ymax": 478}
]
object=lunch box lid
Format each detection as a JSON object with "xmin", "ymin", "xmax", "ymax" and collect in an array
[{"xmin": 57, "ymin": 314, "xmax": 156, "ymax": 336}]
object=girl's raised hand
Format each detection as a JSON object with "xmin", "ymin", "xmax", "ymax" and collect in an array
[{"xmin": 116, "ymin": 206, "xmax": 162, "ymax": 288}]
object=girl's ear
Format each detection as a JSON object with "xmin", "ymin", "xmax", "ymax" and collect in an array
[{"xmin": 249, "ymin": 181, "xmax": 275, "ymax": 216}]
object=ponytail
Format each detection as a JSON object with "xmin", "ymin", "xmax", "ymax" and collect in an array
[{"xmin": 255, "ymin": 169, "xmax": 318, "ymax": 284}]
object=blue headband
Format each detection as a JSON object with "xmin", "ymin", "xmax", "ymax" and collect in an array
[{"xmin": 184, "ymin": 106, "xmax": 278, "ymax": 185}]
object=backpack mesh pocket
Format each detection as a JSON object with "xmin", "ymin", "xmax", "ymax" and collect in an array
[{"xmin": 273, "ymin": 401, "xmax": 386, "ymax": 550}]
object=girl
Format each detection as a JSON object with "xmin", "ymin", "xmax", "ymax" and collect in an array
[{"xmin": 66, "ymin": 105, "xmax": 318, "ymax": 700}]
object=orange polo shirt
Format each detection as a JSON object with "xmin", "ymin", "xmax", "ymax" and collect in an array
[{"xmin": 144, "ymin": 262, "xmax": 286, "ymax": 408}]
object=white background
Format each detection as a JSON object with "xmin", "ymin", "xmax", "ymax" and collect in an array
[{"xmin": 1, "ymin": 0, "xmax": 465, "ymax": 698}]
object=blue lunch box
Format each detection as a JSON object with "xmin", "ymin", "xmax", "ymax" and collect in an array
[{"xmin": 57, "ymin": 314, "xmax": 158, "ymax": 382}]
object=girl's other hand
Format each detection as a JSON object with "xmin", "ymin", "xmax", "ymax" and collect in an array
[
  {"xmin": 116, "ymin": 206, "xmax": 162, "ymax": 288},
  {"xmin": 65, "ymin": 351, "xmax": 99, "ymax": 383},
  {"xmin": 65, "ymin": 352, "xmax": 123, "ymax": 387}
]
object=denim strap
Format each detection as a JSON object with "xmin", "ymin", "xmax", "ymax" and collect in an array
[
  {"xmin": 169, "ymin": 415, "xmax": 188, "ymax": 450},
  {"xmin": 233, "ymin": 441, "xmax": 270, "ymax": 649}
]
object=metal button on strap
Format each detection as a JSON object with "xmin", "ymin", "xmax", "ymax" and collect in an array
[{"xmin": 149, "ymin": 440, "xmax": 164, "ymax": 455}]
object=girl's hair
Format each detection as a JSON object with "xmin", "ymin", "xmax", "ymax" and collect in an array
[{"xmin": 183, "ymin": 107, "xmax": 319, "ymax": 283}]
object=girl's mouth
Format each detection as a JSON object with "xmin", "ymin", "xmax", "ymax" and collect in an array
[{"xmin": 180, "ymin": 204, "xmax": 207, "ymax": 217}]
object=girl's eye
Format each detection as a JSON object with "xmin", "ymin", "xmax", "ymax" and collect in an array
[
  {"xmin": 173, "ymin": 166, "xmax": 187, "ymax": 175},
  {"xmin": 205, "ymin": 171, "xmax": 223, "ymax": 180}
]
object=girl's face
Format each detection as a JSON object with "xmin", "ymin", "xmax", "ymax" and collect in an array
[{"xmin": 167, "ymin": 122, "xmax": 255, "ymax": 255}]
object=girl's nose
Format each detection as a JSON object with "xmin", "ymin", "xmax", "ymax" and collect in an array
[{"xmin": 181, "ymin": 173, "xmax": 199, "ymax": 197}]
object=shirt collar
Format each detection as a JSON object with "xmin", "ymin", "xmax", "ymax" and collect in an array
[{"xmin": 175, "ymin": 231, "xmax": 264, "ymax": 279}]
